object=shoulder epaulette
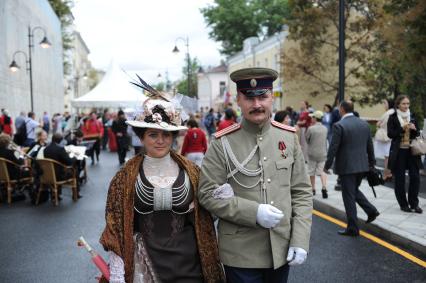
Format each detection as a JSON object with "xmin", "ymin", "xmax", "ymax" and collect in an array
[
  {"xmin": 213, "ymin": 123, "xmax": 241, "ymax": 138},
  {"xmin": 271, "ymin": 120, "xmax": 296, "ymax": 132}
]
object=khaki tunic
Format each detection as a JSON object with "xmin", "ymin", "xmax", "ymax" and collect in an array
[{"xmin": 198, "ymin": 119, "xmax": 312, "ymax": 269}]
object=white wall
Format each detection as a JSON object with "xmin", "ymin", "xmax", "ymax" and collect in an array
[
  {"xmin": 0, "ymin": 0, "xmax": 64, "ymax": 120},
  {"xmin": 197, "ymin": 72, "xmax": 227, "ymax": 110}
]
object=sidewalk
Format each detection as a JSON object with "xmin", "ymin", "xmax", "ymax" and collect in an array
[{"xmin": 312, "ymin": 173, "xmax": 426, "ymax": 258}]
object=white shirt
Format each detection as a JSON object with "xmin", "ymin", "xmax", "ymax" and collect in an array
[
  {"xmin": 25, "ymin": 118, "xmax": 40, "ymax": 140},
  {"xmin": 341, "ymin": 113, "xmax": 354, "ymax": 120}
]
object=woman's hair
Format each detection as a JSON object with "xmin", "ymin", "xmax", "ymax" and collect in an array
[
  {"xmin": 186, "ymin": 119, "xmax": 198, "ymax": 128},
  {"xmin": 132, "ymin": 127, "xmax": 178, "ymax": 140},
  {"xmin": 395, "ymin": 95, "xmax": 409, "ymax": 108},
  {"xmin": 274, "ymin": 110, "xmax": 290, "ymax": 123},
  {"xmin": 36, "ymin": 130, "xmax": 47, "ymax": 141},
  {"xmin": 302, "ymin": 101, "xmax": 309, "ymax": 108},
  {"xmin": 324, "ymin": 104, "xmax": 332, "ymax": 112},
  {"xmin": 0, "ymin": 133, "xmax": 11, "ymax": 148}
]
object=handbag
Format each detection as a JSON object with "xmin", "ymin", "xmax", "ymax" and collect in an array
[
  {"xmin": 410, "ymin": 134, "xmax": 426, "ymax": 156},
  {"xmin": 366, "ymin": 168, "xmax": 384, "ymax": 198},
  {"xmin": 374, "ymin": 128, "xmax": 390, "ymax": 142}
]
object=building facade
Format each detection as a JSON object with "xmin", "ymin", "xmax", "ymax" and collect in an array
[
  {"xmin": 197, "ymin": 64, "xmax": 227, "ymax": 110},
  {"xmin": 227, "ymin": 30, "xmax": 287, "ymax": 111},
  {"xmin": 0, "ymin": 0, "xmax": 64, "ymax": 119},
  {"xmin": 64, "ymin": 31, "xmax": 92, "ymax": 113}
]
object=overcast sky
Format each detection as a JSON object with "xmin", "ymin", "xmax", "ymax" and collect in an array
[{"xmin": 72, "ymin": 0, "xmax": 223, "ymax": 84}]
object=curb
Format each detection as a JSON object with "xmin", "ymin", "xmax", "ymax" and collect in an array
[{"xmin": 313, "ymin": 199, "xmax": 426, "ymax": 260}]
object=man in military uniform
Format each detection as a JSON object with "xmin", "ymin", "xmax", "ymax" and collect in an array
[{"xmin": 198, "ymin": 68, "xmax": 313, "ymax": 283}]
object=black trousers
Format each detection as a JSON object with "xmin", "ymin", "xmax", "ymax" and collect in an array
[
  {"xmin": 224, "ymin": 265, "xmax": 290, "ymax": 283},
  {"xmin": 102, "ymin": 128, "xmax": 109, "ymax": 149},
  {"xmin": 116, "ymin": 136, "xmax": 128, "ymax": 164},
  {"xmin": 340, "ymin": 173, "xmax": 377, "ymax": 232},
  {"xmin": 393, "ymin": 148, "xmax": 420, "ymax": 208}
]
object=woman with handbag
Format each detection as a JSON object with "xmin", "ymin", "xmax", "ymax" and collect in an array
[
  {"xmin": 374, "ymin": 99, "xmax": 394, "ymax": 180},
  {"xmin": 387, "ymin": 95, "xmax": 423, "ymax": 213}
]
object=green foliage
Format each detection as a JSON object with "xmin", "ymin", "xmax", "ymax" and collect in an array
[
  {"xmin": 155, "ymin": 82, "xmax": 165, "ymax": 92},
  {"xmin": 361, "ymin": 0, "xmax": 425, "ymax": 122},
  {"xmin": 48, "ymin": 0, "xmax": 74, "ymax": 75},
  {"xmin": 200, "ymin": 0, "xmax": 290, "ymax": 55},
  {"xmin": 283, "ymin": 0, "xmax": 380, "ymax": 102},
  {"xmin": 176, "ymin": 57, "xmax": 200, "ymax": 98}
]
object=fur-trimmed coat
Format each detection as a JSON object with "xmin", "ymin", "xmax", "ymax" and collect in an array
[{"xmin": 99, "ymin": 152, "xmax": 225, "ymax": 283}]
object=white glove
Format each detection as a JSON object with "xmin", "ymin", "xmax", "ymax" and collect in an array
[
  {"xmin": 286, "ymin": 247, "xmax": 308, "ymax": 266},
  {"xmin": 256, "ymin": 204, "xmax": 284, "ymax": 228},
  {"xmin": 109, "ymin": 251, "xmax": 125, "ymax": 283}
]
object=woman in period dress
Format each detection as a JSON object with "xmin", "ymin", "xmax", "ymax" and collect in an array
[{"xmin": 99, "ymin": 81, "xmax": 224, "ymax": 283}]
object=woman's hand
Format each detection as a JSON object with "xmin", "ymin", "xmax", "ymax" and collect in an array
[{"xmin": 408, "ymin": 123, "xmax": 416, "ymax": 130}]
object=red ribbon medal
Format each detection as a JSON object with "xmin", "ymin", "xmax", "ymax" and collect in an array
[{"xmin": 278, "ymin": 141, "xmax": 287, "ymax": 158}]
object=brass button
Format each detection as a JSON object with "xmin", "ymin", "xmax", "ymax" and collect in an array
[
  {"xmin": 263, "ymin": 157, "xmax": 267, "ymax": 161},
  {"xmin": 259, "ymin": 137, "xmax": 263, "ymax": 141},
  {"xmin": 267, "ymin": 178, "xmax": 271, "ymax": 183},
  {"xmin": 270, "ymin": 201, "xmax": 274, "ymax": 205}
]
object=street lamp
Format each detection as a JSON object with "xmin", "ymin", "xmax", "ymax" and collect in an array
[
  {"xmin": 9, "ymin": 26, "xmax": 52, "ymax": 112},
  {"xmin": 172, "ymin": 36, "xmax": 195, "ymax": 98},
  {"xmin": 338, "ymin": 0, "xmax": 345, "ymax": 103}
]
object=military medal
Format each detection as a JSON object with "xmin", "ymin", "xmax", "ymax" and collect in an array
[{"xmin": 278, "ymin": 141, "xmax": 287, "ymax": 158}]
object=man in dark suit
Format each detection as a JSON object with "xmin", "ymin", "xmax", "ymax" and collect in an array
[
  {"xmin": 44, "ymin": 133, "xmax": 81, "ymax": 198},
  {"xmin": 324, "ymin": 101, "xmax": 379, "ymax": 236}
]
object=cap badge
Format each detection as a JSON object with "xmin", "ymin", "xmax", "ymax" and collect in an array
[{"xmin": 250, "ymin": 78, "xmax": 257, "ymax": 88}]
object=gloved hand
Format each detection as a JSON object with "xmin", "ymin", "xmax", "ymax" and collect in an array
[
  {"xmin": 256, "ymin": 204, "xmax": 284, "ymax": 228},
  {"xmin": 286, "ymin": 247, "xmax": 308, "ymax": 266}
]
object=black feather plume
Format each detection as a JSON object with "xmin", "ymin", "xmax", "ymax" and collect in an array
[{"xmin": 129, "ymin": 74, "xmax": 170, "ymax": 101}]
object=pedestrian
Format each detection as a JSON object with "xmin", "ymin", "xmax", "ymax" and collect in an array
[
  {"xmin": 101, "ymin": 109, "xmax": 109, "ymax": 150},
  {"xmin": 374, "ymin": 99, "xmax": 395, "ymax": 181},
  {"xmin": 199, "ymin": 67, "xmax": 312, "ymax": 283},
  {"xmin": 14, "ymin": 111, "xmax": 26, "ymax": 133},
  {"xmin": 82, "ymin": 112, "xmax": 103, "ymax": 165},
  {"xmin": 274, "ymin": 110, "xmax": 291, "ymax": 126},
  {"xmin": 285, "ymin": 106, "xmax": 298, "ymax": 126},
  {"xmin": 99, "ymin": 87, "xmax": 224, "ymax": 283},
  {"xmin": 387, "ymin": 95, "xmax": 423, "ymax": 213},
  {"xmin": 322, "ymin": 104, "xmax": 333, "ymax": 145},
  {"xmin": 0, "ymin": 109, "xmax": 13, "ymax": 136},
  {"xmin": 217, "ymin": 108, "xmax": 236, "ymax": 131},
  {"xmin": 52, "ymin": 113, "xmax": 63, "ymax": 134},
  {"xmin": 203, "ymin": 108, "xmax": 216, "ymax": 140},
  {"xmin": 306, "ymin": 110, "xmax": 328, "ymax": 198},
  {"xmin": 42, "ymin": 111, "xmax": 50, "ymax": 133},
  {"xmin": 24, "ymin": 112, "xmax": 41, "ymax": 147},
  {"xmin": 181, "ymin": 119, "xmax": 208, "ymax": 167},
  {"xmin": 112, "ymin": 110, "xmax": 128, "ymax": 165},
  {"xmin": 296, "ymin": 100, "xmax": 312, "ymax": 161},
  {"xmin": 324, "ymin": 101, "xmax": 380, "ymax": 236}
]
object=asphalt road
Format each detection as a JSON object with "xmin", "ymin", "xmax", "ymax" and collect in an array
[{"xmin": 0, "ymin": 151, "xmax": 424, "ymax": 283}]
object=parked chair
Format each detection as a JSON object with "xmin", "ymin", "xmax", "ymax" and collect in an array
[
  {"xmin": 36, "ymin": 158, "xmax": 78, "ymax": 206},
  {"xmin": 0, "ymin": 157, "xmax": 33, "ymax": 204}
]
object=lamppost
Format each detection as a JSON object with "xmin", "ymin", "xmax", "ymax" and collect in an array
[
  {"xmin": 338, "ymin": 0, "xmax": 345, "ymax": 102},
  {"xmin": 172, "ymin": 36, "xmax": 195, "ymax": 98},
  {"xmin": 9, "ymin": 26, "xmax": 52, "ymax": 112}
]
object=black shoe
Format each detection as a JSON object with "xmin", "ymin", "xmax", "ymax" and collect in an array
[
  {"xmin": 366, "ymin": 211, "xmax": 380, "ymax": 224},
  {"xmin": 321, "ymin": 188, "xmax": 328, "ymax": 199},
  {"xmin": 411, "ymin": 207, "xmax": 423, "ymax": 214},
  {"xmin": 334, "ymin": 184, "xmax": 342, "ymax": 191},
  {"xmin": 338, "ymin": 229, "xmax": 359, "ymax": 237},
  {"xmin": 312, "ymin": 190, "xmax": 316, "ymax": 196},
  {"xmin": 77, "ymin": 194, "xmax": 83, "ymax": 199},
  {"xmin": 401, "ymin": 206, "xmax": 412, "ymax": 213}
]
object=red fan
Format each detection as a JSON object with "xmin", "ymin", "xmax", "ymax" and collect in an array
[{"xmin": 77, "ymin": 236, "xmax": 110, "ymax": 281}]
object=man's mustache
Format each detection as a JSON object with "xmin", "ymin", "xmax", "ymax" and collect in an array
[{"xmin": 249, "ymin": 108, "xmax": 265, "ymax": 114}]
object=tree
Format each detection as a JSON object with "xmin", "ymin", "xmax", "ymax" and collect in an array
[
  {"xmin": 361, "ymin": 0, "xmax": 425, "ymax": 124},
  {"xmin": 48, "ymin": 0, "xmax": 74, "ymax": 74},
  {"xmin": 200, "ymin": 0, "xmax": 291, "ymax": 55},
  {"xmin": 176, "ymin": 57, "xmax": 201, "ymax": 98},
  {"xmin": 283, "ymin": 0, "xmax": 382, "ymax": 104}
]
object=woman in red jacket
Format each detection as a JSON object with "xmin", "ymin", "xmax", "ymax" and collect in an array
[{"xmin": 181, "ymin": 119, "xmax": 207, "ymax": 167}]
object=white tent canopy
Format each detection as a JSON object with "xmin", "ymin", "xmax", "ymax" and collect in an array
[{"xmin": 72, "ymin": 60, "xmax": 147, "ymax": 108}]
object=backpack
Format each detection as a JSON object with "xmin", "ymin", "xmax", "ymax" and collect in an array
[
  {"xmin": 14, "ymin": 120, "xmax": 28, "ymax": 146},
  {"xmin": 204, "ymin": 114, "xmax": 214, "ymax": 129}
]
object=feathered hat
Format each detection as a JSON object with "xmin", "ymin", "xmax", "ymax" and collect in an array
[{"xmin": 126, "ymin": 74, "xmax": 187, "ymax": 131}]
